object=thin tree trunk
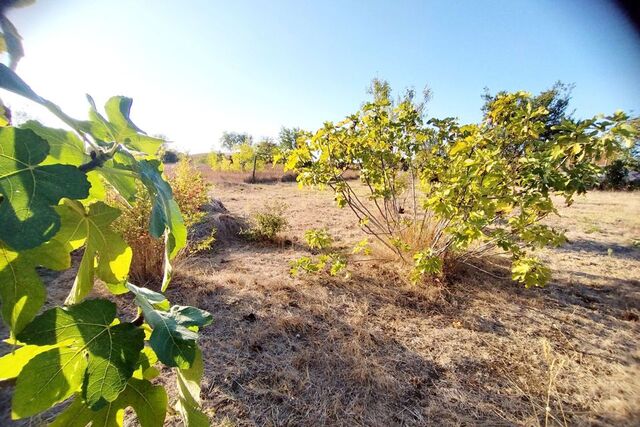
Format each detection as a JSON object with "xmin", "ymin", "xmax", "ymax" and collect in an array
[{"xmin": 251, "ymin": 155, "xmax": 258, "ymax": 183}]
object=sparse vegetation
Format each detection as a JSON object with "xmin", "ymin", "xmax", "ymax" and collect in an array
[
  {"xmin": 290, "ymin": 228, "xmax": 348, "ymax": 277},
  {"xmin": 242, "ymin": 201, "xmax": 289, "ymax": 241},
  {"xmin": 1, "ymin": 2, "xmax": 639, "ymax": 425},
  {"xmin": 304, "ymin": 227, "xmax": 333, "ymax": 250},
  {"xmin": 164, "ymin": 183, "xmax": 640, "ymax": 426}
]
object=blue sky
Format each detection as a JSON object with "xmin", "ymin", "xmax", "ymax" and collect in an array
[{"xmin": 4, "ymin": 0, "xmax": 640, "ymax": 153}]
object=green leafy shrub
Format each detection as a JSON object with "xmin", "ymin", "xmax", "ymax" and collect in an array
[
  {"xmin": 290, "ymin": 252, "xmax": 348, "ymax": 277},
  {"xmin": 601, "ymin": 159, "xmax": 629, "ymax": 189},
  {"xmin": 304, "ymin": 228, "xmax": 333, "ymax": 250},
  {"xmin": 291, "ymin": 229, "xmax": 348, "ymax": 277},
  {"xmin": 242, "ymin": 201, "xmax": 289, "ymax": 240},
  {"xmin": 209, "ymin": 151, "xmax": 234, "ymax": 171},
  {"xmin": 286, "ymin": 79, "xmax": 638, "ymax": 286}
]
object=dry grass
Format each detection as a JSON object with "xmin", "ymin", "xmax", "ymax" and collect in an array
[
  {"xmin": 179, "ymin": 164, "xmax": 296, "ymax": 185},
  {"xmin": 166, "ymin": 186, "xmax": 639, "ymax": 426},
  {"xmin": 1, "ymin": 184, "xmax": 638, "ymax": 426}
]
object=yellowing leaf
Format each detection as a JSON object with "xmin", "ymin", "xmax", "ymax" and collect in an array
[
  {"xmin": 50, "ymin": 378, "xmax": 168, "ymax": 427},
  {"xmin": 12, "ymin": 346, "xmax": 87, "ymax": 419},
  {"xmin": 0, "ymin": 239, "xmax": 70, "ymax": 334},
  {"xmin": 0, "ymin": 343, "xmax": 61, "ymax": 380},
  {"xmin": 14, "ymin": 299, "xmax": 144, "ymax": 416},
  {"xmin": 54, "ymin": 200, "xmax": 132, "ymax": 304},
  {"xmin": 449, "ymin": 140, "xmax": 467, "ymax": 155}
]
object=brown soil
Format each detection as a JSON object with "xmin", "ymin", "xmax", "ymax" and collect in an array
[{"xmin": 1, "ymin": 179, "xmax": 638, "ymax": 426}]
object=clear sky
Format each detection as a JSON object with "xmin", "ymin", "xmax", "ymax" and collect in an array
[{"xmin": 4, "ymin": 0, "xmax": 640, "ymax": 153}]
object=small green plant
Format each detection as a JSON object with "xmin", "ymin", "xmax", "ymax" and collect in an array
[
  {"xmin": 352, "ymin": 238, "xmax": 372, "ymax": 255},
  {"xmin": 411, "ymin": 249, "xmax": 443, "ymax": 283},
  {"xmin": 304, "ymin": 228, "xmax": 333, "ymax": 250},
  {"xmin": 291, "ymin": 229, "xmax": 348, "ymax": 277},
  {"xmin": 290, "ymin": 253, "xmax": 348, "ymax": 277},
  {"xmin": 243, "ymin": 201, "xmax": 289, "ymax": 240}
]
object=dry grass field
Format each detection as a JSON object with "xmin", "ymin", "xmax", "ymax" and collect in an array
[{"xmin": 1, "ymin": 169, "xmax": 639, "ymax": 426}]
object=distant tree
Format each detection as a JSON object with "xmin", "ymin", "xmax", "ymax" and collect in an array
[
  {"xmin": 231, "ymin": 143, "xmax": 256, "ymax": 172},
  {"xmin": 220, "ymin": 131, "xmax": 253, "ymax": 151},
  {"xmin": 367, "ymin": 78, "xmax": 432, "ymax": 115},
  {"xmin": 602, "ymin": 160, "xmax": 629, "ymax": 189},
  {"xmin": 161, "ymin": 149, "xmax": 180, "ymax": 163},
  {"xmin": 482, "ymin": 81, "xmax": 574, "ymax": 138},
  {"xmin": 256, "ymin": 137, "xmax": 278, "ymax": 163},
  {"xmin": 278, "ymin": 126, "xmax": 303, "ymax": 150},
  {"xmin": 154, "ymin": 135, "xmax": 179, "ymax": 163}
]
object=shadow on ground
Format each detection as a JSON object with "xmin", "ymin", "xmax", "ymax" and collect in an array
[{"xmin": 164, "ymin": 238, "xmax": 640, "ymax": 426}]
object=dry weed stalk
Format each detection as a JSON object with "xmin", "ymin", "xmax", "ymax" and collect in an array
[{"xmin": 495, "ymin": 338, "xmax": 568, "ymax": 427}]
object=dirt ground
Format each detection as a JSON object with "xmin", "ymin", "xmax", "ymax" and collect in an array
[{"xmin": 1, "ymin": 175, "xmax": 639, "ymax": 426}]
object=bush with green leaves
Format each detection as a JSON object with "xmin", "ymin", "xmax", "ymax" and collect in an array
[
  {"xmin": 242, "ymin": 201, "xmax": 289, "ymax": 241},
  {"xmin": 290, "ymin": 228, "xmax": 347, "ymax": 277},
  {"xmin": 0, "ymin": 4, "xmax": 210, "ymax": 425},
  {"xmin": 209, "ymin": 142, "xmax": 267, "ymax": 173},
  {"xmin": 286, "ymin": 79, "xmax": 638, "ymax": 286},
  {"xmin": 290, "ymin": 252, "xmax": 347, "ymax": 277},
  {"xmin": 304, "ymin": 228, "xmax": 333, "ymax": 250},
  {"xmin": 601, "ymin": 159, "xmax": 629, "ymax": 189}
]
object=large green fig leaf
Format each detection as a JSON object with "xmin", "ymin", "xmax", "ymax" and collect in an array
[
  {"xmin": 138, "ymin": 159, "xmax": 187, "ymax": 289},
  {"xmin": 0, "ymin": 64, "xmax": 41, "ymax": 101},
  {"xmin": 20, "ymin": 120, "xmax": 106, "ymax": 200},
  {"xmin": 49, "ymin": 346, "xmax": 167, "ymax": 426},
  {"xmin": 12, "ymin": 346, "xmax": 88, "ymax": 419},
  {"xmin": 0, "ymin": 126, "xmax": 90, "ymax": 250},
  {"xmin": 127, "ymin": 284, "xmax": 211, "ymax": 369},
  {"xmin": 0, "ymin": 239, "xmax": 70, "ymax": 334},
  {"xmin": 49, "ymin": 378, "xmax": 168, "ymax": 427},
  {"xmin": 0, "ymin": 342, "xmax": 61, "ymax": 380},
  {"xmin": 13, "ymin": 299, "xmax": 144, "ymax": 417},
  {"xmin": 176, "ymin": 347, "xmax": 210, "ymax": 426},
  {"xmin": 54, "ymin": 199, "xmax": 132, "ymax": 303},
  {"xmin": 84, "ymin": 95, "xmax": 163, "ymax": 155},
  {"xmin": 104, "ymin": 96, "xmax": 164, "ymax": 155},
  {"xmin": 98, "ymin": 150, "xmax": 139, "ymax": 203},
  {"xmin": 21, "ymin": 120, "xmax": 88, "ymax": 165}
]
